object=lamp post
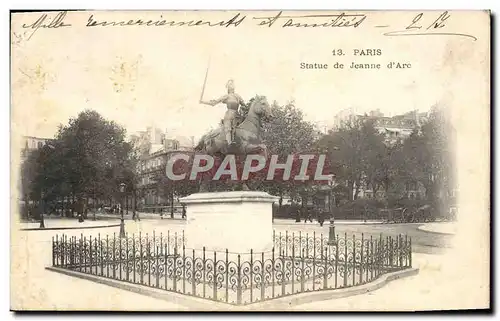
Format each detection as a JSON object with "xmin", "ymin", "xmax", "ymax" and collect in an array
[
  {"xmin": 119, "ymin": 182, "xmax": 126, "ymax": 238},
  {"xmin": 132, "ymin": 189, "xmax": 137, "ymax": 221},
  {"xmin": 39, "ymin": 191, "xmax": 45, "ymax": 228},
  {"xmin": 38, "ymin": 143, "xmax": 55, "ymax": 228},
  {"xmin": 92, "ymin": 182, "xmax": 97, "ymax": 221},
  {"xmin": 328, "ymin": 174, "xmax": 336, "ymax": 245}
]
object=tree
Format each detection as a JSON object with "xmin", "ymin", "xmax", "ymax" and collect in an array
[
  {"xmin": 317, "ymin": 118, "xmax": 365, "ymax": 201},
  {"xmin": 27, "ymin": 110, "xmax": 138, "ymax": 217},
  {"xmin": 20, "ymin": 149, "xmax": 38, "ymax": 205},
  {"xmin": 20, "ymin": 140, "xmax": 63, "ymax": 218},
  {"xmin": 256, "ymin": 99, "xmax": 320, "ymax": 209},
  {"xmin": 374, "ymin": 141, "xmax": 407, "ymax": 201},
  {"xmin": 402, "ymin": 106, "xmax": 455, "ymax": 208},
  {"xmin": 316, "ymin": 117, "xmax": 396, "ymax": 202},
  {"xmin": 358, "ymin": 119, "xmax": 387, "ymax": 196}
]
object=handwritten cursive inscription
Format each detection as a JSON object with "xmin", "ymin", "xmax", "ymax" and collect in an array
[
  {"xmin": 253, "ymin": 11, "xmax": 366, "ymax": 28},
  {"xmin": 15, "ymin": 10, "xmax": 478, "ymax": 43},
  {"xmin": 86, "ymin": 13, "xmax": 246, "ymax": 28},
  {"xmin": 383, "ymin": 11, "xmax": 477, "ymax": 41},
  {"xmin": 21, "ymin": 11, "xmax": 71, "ymax": 40}
]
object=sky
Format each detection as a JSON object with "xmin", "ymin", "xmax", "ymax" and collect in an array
[{"xmin": 11, "ymin": 11, "xmax": 488, "ymax": 141}]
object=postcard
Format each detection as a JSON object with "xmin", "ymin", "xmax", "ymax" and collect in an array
[{"xmin": 10, "ymin": 10, "xmax": 490, "ymax": 311}]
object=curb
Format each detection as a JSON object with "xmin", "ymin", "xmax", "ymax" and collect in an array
[
  {"xmin": 251, "ymin": 268, "xmax": 419, "ymax": 310},
  {"xmin": 417, "ymin": 225, "xmax": 456, "ymax": 236},
  {"xmin": 273, "ymin": 221, "xmax": 385, "ymax": 226},
  {"xmin": 20, "ymin": 224, "xmax": 121, "ymax": 231},
  {"xmin": 94, "ymin": 215, "xmax": 185, "ymax": 222},
  {"xmin": 46, "ymin": 266, "xmax": 418, "ymax": 311}
]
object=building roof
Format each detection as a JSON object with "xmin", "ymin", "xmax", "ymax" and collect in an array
[
  {"xmin": 382, "ymin": 127, "xmax": 414, "ymax": 133},
  {"xmin": 166, "ymin": 135, "xmax": 194, "ymax": 148},
  {"xmin": 150, "ymin": 144, "xmax": 164, "ymax": 154},
  {"xmin": 23, "ymin": 135, "xmax": 55, "ymax": 141}
]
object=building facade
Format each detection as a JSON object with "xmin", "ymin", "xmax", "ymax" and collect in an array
[
  {"xmin": 20, "ymin": 136, "xmax": 55, "ymax": 162},
  {"xmin": 133, "ymin": 127, "xmax": 195, "ymax": 212},
  {"xmin": 357, "ymin": 109, "xmax": 428, "ymax": 145}
]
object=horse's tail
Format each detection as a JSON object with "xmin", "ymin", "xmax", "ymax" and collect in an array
[{"xmin": 195, "ymin": 135, "xmax": 206, "ymax": 152}]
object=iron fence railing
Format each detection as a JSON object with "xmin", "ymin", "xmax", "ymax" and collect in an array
[{"xmin": 51, "ymin": 230, "xmax": 412, "ymax": 306}]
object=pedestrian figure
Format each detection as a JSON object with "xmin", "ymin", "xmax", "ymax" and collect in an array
[
  {"xmin": 294, "ymin": 205, "xmax": 301, "ymax": 223},
  {"xmin": 305, "ymin": 207, "xmax": 313, "ymax": 223},
  {"xmin": 317, "ymin": 210, "xmax": 325, "ymax": 227}
]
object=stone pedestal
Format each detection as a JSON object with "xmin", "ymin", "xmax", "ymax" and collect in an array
[{"xmin": 179, "ymin": 191, "xmax": 278, "ymax": 255}]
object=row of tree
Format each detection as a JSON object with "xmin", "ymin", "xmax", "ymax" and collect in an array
[
  {"xmin": 316, "ymin": 106, "xmax": 456, "ymax": 210},
  {"xmin": 21, "ymin": 110, "xmax": 138, "ymax": 217},
  {"xmin": 20, "ymin": 100, "xmax": 456, "ymax": 219}
]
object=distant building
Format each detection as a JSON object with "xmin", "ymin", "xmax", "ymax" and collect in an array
[
  {"xmin": 20, "ymin": 136, "xmax": 55, "ymax": 162},
  {"xmin": 133, "ymin": 126, "xmax": 195, "ymax": 212},
  {"xmin": 19, "ymin": 136, "xmax": 56, "ymax": 207},
  {"xmin": 354, "ymin": 179, "xmax": 426, "ymax": 201},
  {"xmin": 333, "ymin": 107, "xmax": 358, "ymax": 130},
  {"xmin": 358, "ymin": 109, "xmax": 429, "ymax": 146},
  {"xmin": 333, "ymin": 108, "xmax": 429, "ymax": 145}
]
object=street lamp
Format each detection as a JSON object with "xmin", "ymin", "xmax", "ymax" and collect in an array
[
  {"xmin": 92, "ymin": 182, "xmax": 97, "ymax": 221},
  {"xmin": 119, "ymin": 182, "xmax": 126, "ymax": 238},
  {"xmin": 39, "ymin": 191, "xmax": 45, "ymax": 228},
  {"xmin": 328, "ymin": 174, "xmax": 336, "ymax": 245},
  {"xmin": 38, "ymin": 143, "xmax": 55, "ymax": 228}
]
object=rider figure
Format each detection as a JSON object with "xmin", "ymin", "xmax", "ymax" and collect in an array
[{"xmin": 207, "ymin": 79, "xmax": 245, "ymax": 145}]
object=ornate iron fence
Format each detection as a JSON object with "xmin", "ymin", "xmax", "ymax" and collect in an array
[{"xmin": 51, "ymin": 230, "xmax": 412, "ymax": 306}]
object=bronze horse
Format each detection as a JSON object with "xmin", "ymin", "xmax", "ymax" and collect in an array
[{"xmin": 194, "ymin": 96, "xmax": 273, "ymax": 191}]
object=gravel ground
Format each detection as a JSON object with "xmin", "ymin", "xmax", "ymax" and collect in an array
[{"xmin": 10, "ymin": 219, "xmax": 486, "ymax": 311}]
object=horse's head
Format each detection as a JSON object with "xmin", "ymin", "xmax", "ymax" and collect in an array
[{"xmin": 249, "ymin": 95, "xmax": 273, "ymax": 121}]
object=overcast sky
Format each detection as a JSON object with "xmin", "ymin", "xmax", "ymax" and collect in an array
[{"xmin": 11, "ymin": 11, "xmax": 488, "ymax": 141}]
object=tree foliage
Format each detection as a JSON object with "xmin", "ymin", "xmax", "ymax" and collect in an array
[
  {"xmin": 316, "ymin": 106, "xmax": 455, "ymax": 211},
  {"xmin": 21, "ymin": 110, "xmax": 138, "ymax": 208},
  {"xmin": 401, "ymin": 107, "xmax": 455, "ymax": 206},
  {"xmin": 258, "ymin": 100, "xmax": 320, "ymax": 199}
]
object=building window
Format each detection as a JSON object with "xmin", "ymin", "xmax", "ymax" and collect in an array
[
  {"xmin": 406, "ymin": 181, "xmax": 417, "ymax": 191},
  {"xmin": 37, "ymin": 142, "xmax": 43, "ymax": 149}
]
